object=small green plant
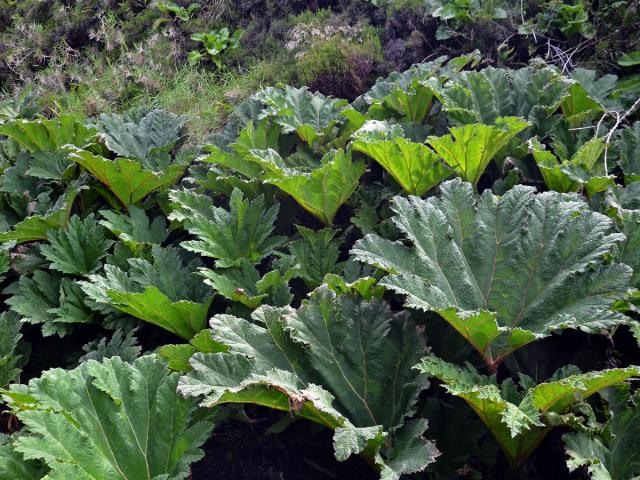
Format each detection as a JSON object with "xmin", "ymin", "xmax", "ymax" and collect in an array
[
  {"xmin": 156, "ymin": 1, "xmax": 201, "ymax": 22},
  {"xmin": 519, "ymin": 1, "xmax": 595, "ymax": 40},
  {"xmin": 189, "ymin": 28, "xmax": 245, "ymax": 68},
  {"xmin": 424, "ymin": 0, "xmax": 509, "ymax": 39}
]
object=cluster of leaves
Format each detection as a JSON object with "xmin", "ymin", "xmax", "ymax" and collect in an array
[
  {"xmin": 379, "ymin": 0, "xmax": 633, "ymax": 47},
  {"xmin": 0, "ymin": 54, "xmax": 638, "ymax": 480},
  {"xmin": 188, "ymin": 27, "xmax": 245, "ymax": 68},
  {"xmin": 421, "ymin": 0, "xmax": 598, "ymax": 41}
]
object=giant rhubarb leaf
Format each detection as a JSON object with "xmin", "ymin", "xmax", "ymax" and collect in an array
[
  {"xmin": 6, "ymin": 270, "xmax": 95, "ymax": 337},
  {"xmin": 169, "ymin": 188, "xmax": 285, "ymax": 268},
  {"xmin": 81, "ymin": 246, "xmax": 212, "ymax": 339},
  {"xmin": 617, "ymin": 121, "xmax": 640, "ymax": 184},
  {"xmin": 198, "ymin": 119, "xmax": 280, "ymax": 181},
  {"xmin": 561, "ymin": 69, "xmax": 617, "ymax": 126},
  {"xmin": 179, "ymin": 286, "xmax": 438, "ymax": 479},
  {"xmin": 352, "ymin": 121, "xmax": 452, "ymax": 195},
  {"xmin": 99, "ymin": 206, "xmax": 169, "ymax": 254},
  {"xmin": 0, "ymin": 115, "xmax": 95, "ymax": 152},
  {"xmin": 3, "ymin": 355, "xmax": 212, "ymax": 480},
  {"xmin": 250, "ymin": 148, "xmax": 365, "ymax": 224},
  {"xmin": 65, "ymin": 146, "xmax": 190, "ymax": 207},
  {"xmin": 40, "ymin": 214, "xmax": 113, "ymax": 275},
  {"xmin": 0, "ymin": 88, "xmax": 39, "ymax": 125},
  {"xmin": 254, "ymin": 86, "xmax": 347, "ymax": 147},
  {"xmin": 288, "ymin": 225, "xmax": 343, "ymax": 286},
  {"xmin": 96, "ymin": 108, "xmax": 186, "ymax": 162},
  {"xmin": 418, "ymin": 356, "xmax": 640, "ymax": 467},
  {"xmin": 364, "ymin": 54, "xmax": 477, "ymax": 124},
  {"xmin": 563, "ymin": 387, "xmax": 640, "ymax": 480},
  {"xmin": 531, "ymin": 137, "xmax": 612, "ymax": 196},
  {"xmin": 198, "ymin": 258, "xmax": 296, "ymax": 309},
  {"xmin": 352, "ymin": 179, "xmax": 631, "ymax": 367},
  {"xmin": 427, "ymin": 117, "xmax": 528, "ymax": 189},
  {"xmin": 440, "ymin": 67, "xmax": 572, "ymax": 128},
  {"xmin": 0, "ymin": 182, "xmax": 82, "ymax": 244},
  {"xmin": 613, "ymin": 210, "xmax": 640, "ymax": 289},
  {"xmin": 0, "ymin": 434, "xmax": 46, "ymax": 480}
]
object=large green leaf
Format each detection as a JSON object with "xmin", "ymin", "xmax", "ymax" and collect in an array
[
  {"xmin": 198, "ymin": 119, "xmax": 280, "ymax": 180},
  {"xmin": 79, "ymin": 329, "xmax": 141, "ymax": 363},
  {"xmin": 96, "ymin": 109, "xmax": 186, "ymax": 163},
  {"xmin": 567, "ymin": 69, "xmax": 619, "ymax": 113},
  {"xmin": 596, "ymin": 184, "xmax": 640, "ymax": 289},
  {"xmin": 0, "ymin": 116, "xmax": 95, "ymax": 152},
  {"xmin": 40, "ymin": 214, "xmax": 113, "ymax": 275},
  {"xmin": 199, "ymin": 258, "xmax": 296, "ymax": 309},
  {"xmin": 7, "ymin": 270, "xmax": 95, "ymax": 337},
  {"xmin": 364, "ymin": 54, "xmax": 478, "ymax": 124},
  {"xmin": 352, "ymin": 179, "xmax": 631, "ymax": 366},
  {"xmin": 81, "ymin": 246, "xmax": 212, "ymax": 339},
  {"xmin": 0, "ymin": 434, "xmax": 46, "ymax": 480},
  {"xmin": 440, "ymin": 67, "xmax": 572, "ymax": 130},
  {"xmin": 104, "ymin": 286, "xmax": 212, "ymax": 340},
  {"xmin": 3, "ymin": 355, "xmax": 212, "ymax": 480},
  {"xmin": 564, "ymin": 387, "xmax": 640, "ymax": 480},
  {"xmin": 418, "ymin": 356, "xmax": 640, "ymax": 467},
  {"xmin": 99, "ymin": 206, "xmax": 169, "ymax": 254},
  {"xmin": 159, "ymin": 329, "xmax": 225, "ymax": 372},
  {"xmin": 426, "ymin": 117, "xmax": 528, "ymax": 188},
  {"xmin": 531, "ymin": 137, "xmax": 612, "ymax": 196},
  {"xmin": 369, "ymin": 76, "xmax": 440, "ymax": 125},
  {"xmin": 254, "ymin": 86, "xmax": 347, "ymax": 147},
  {"xmin": 169, "ymin": 188, "xmax": 285, "ymax": 268},
  {"xmin": 66, "ymin": 146, "xmax": 190, "ymax": 207},
  {"xmin": 26, "ymin": 151, "xmax": 75, "ymax": 180},
  {"xmin": 352, "ymin": 121, "xmax": 452, "ymax": 195},
  {"xmin": 0, "ymin": 88, "xmax": 40, "ymax": 125},
  {"xmin": 0, "ymin": 182, "xmax": 82, "ymax": 244},
  {"xmin": 614, "ymin": 209, "xmax": 640, "ymax": 289},
  {"xmin": 179, "ymin": 286, "xmax": 437, "ymax": 478},
  {"xmin": 288, "ymin": 225, "xmax": 343, "ymax": 286},
  {"xmin": 250, "ymin": 148, "xmax": 365, "ymax": 224}
]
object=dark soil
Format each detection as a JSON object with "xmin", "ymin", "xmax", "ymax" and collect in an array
[{"xmin": 191, "ymin": 407, "xmax": 378, "ymax": 480}]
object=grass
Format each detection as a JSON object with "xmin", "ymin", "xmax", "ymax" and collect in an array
[
  {"xmin": 6, "ymin": 4, "xmax": 376, "ymax": 145},
  {"xmin": 48, "ymin": 53, "xmax": 292, "ymax": 146},
  {"xmin": 138, "ymin": 62, "xmax": 284, "ymax": 145}
]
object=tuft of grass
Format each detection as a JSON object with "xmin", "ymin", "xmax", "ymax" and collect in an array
[
  {"xmin": 52, "ymin": 57, "xmax": 291, "ymax": 146},
  {"xmin": 142, "ymin": 62, "xmax": 284, "ymax": 145}
]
